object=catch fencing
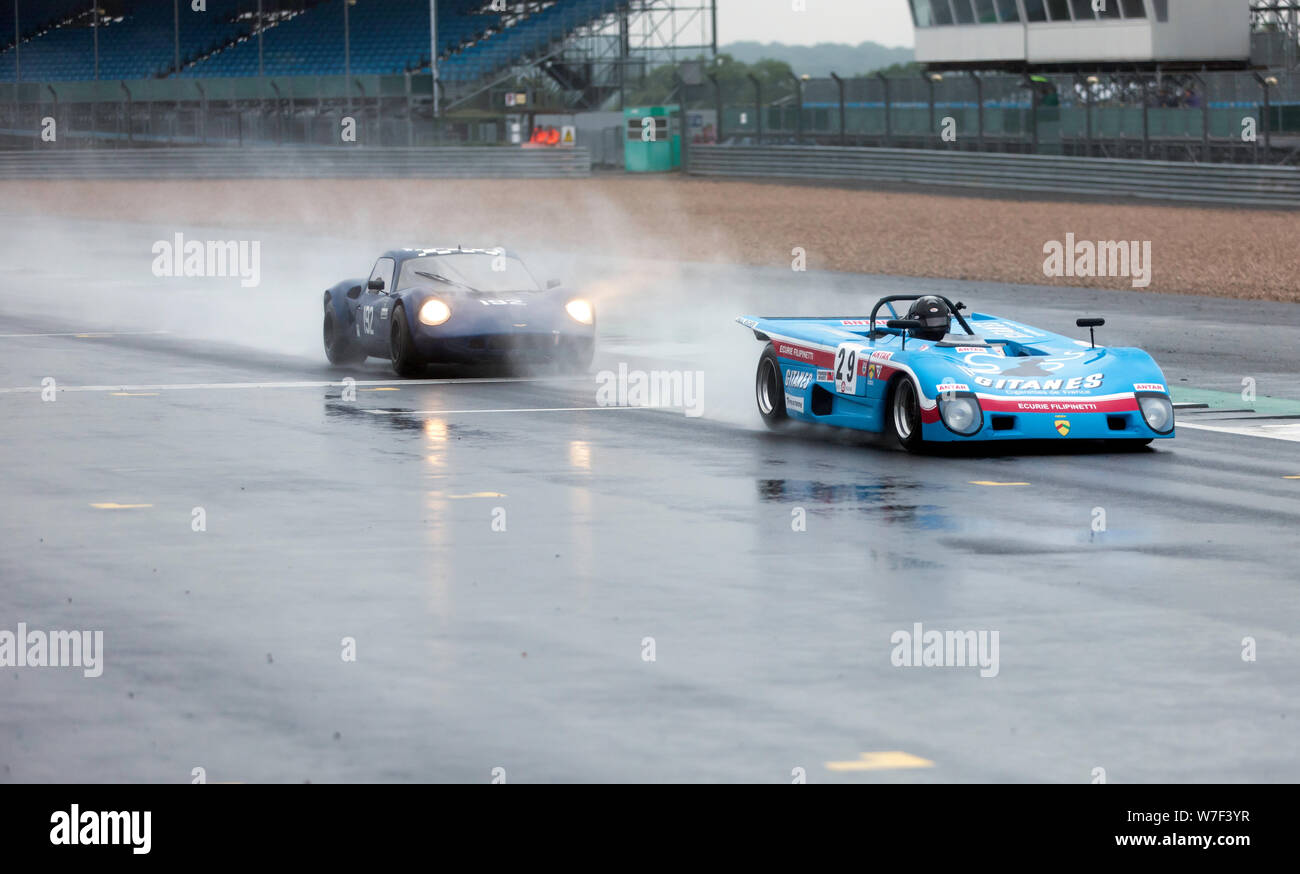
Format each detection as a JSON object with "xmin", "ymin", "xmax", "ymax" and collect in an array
[{"xmin": 686, "ymin": 145, "xmax": 1300, "ymax": 208}]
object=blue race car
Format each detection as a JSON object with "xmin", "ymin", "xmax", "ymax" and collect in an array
[
  {"xmin": 323, "ymin": 247, "xmax": 596, "ymax": 375},
  {"xmin": 739, "ymin": 294, "xmax": 1175, "ymax": 451}
]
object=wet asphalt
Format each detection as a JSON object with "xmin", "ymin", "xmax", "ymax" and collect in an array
[{"xmin": 2, "ymin": 215, "xmax": 1298, "ymax": 783}]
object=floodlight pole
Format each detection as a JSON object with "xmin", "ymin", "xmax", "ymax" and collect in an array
[
  {"xmin": 14, "ymin": 0, "xmax": 20, "ymax": 82},
  {"xmin": 707, "ymin": 72, "xmax": 721, "ymax": 142},
  {"xmin": 92, "ymin": 3, "xmax": 99, "ymax": 81}
]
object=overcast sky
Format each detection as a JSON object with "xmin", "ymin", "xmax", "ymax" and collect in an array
[{"xmin": 714, "ymin": 0, "xmax": 916, "ymax": 48}]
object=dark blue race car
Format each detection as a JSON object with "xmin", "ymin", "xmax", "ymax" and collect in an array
[{"xmin": 323, "ymin": 247, "xmax": 596, "ymax": 375}]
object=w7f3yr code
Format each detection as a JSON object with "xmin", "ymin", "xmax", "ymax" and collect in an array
[{"xmin": 1128, "ymin": 810, "xmax": 1251, "ymax": 824}]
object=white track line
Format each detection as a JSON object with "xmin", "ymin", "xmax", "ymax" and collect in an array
[
  {"xmin": 0, "ymin": 330, "xmax": 171, "ymax": 338},
  {"xmin": 1177, "ymin": 421, "xmax": 1300, "ymax": 443},
  {"xmin": 0, "ymin": 376, "xmax": 546, "ymax": 395},
  {"xmin": 365, "ymin": 406, "xmax": 668, "ymax": 415}
]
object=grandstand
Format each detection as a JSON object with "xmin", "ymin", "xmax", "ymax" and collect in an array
[
  {"xmin": 0, "ymin": 1, "xmax": 712, "ymax": 100},
  {"xmin": 0, "ymin": 1, "xmax": 715, "ymax": 149}
]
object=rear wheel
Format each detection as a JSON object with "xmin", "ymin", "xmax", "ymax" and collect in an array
[
  {"xmin": 755, "ymin": 346, "xmax": 790, "ymax": 429},
  {"xmin": 886, "ymin": 376, "xmax": 925, "ymax": 452},
  {"xmin": 323, "ymin": 310, "xmax": 366, "ymax": 365},
  {"xmin": 390, "ymin": 306, "xmax": 425, "ymax": 377}
]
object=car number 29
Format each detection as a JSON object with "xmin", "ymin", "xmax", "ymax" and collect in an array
[{"xmin": 835, "ymin": 343, "xmax": 866, "ymax": 395}]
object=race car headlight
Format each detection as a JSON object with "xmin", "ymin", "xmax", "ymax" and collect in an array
[
  {"xmin": 565, "ymin": 299, "xmax": 594, "ymax": 325},
  {"xmin": 418, "ymin": 298, "xmax": 451, "ymax": 327},
  {"xmin": 1139, "ymin": 395, "xmax": 1174, "ymax": 433},
  {"xmin": 939, "ymin": 396, "xmax": 982, "ymax": 435}
]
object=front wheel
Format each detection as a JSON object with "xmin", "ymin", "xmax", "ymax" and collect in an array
[
  {"xmin": 390, "ymin": 307, "xmax": 425, "ymax": 377},
  {"xmin": 886, "ymin": 376, "xmax": 925, "ymax": 452},
  {"xmin": 755, "ymin": 345, "xmax": 790, "ymax": 429}
]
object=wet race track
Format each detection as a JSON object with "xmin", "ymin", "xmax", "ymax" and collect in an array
[{"xmin": 3, "ymin": 215, "xmax": 1300, "ymax": 783}]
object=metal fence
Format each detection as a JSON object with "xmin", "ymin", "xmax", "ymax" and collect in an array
[
  {"xmin": 686, "ymin": 145, "xmax": 1300, "ymax": 208},
  {"xmin": 705, "ymin": 70, "xmax": 1300, "ymax": 165},
  {"xmin": 0, "ymin": 146, "xmax": 592, "ymax": 179}
]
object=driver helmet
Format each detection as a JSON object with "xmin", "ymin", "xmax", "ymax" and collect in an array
[{"xmin": 905, "ymin": 296, "xmax": 952, "ymax": 341}]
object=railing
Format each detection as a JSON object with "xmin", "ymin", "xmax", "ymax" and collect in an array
[
  {"xmin": 686, "ymin": 145, "xmax": 1300, "ymax": 208},
  {"xmin": 0, "ymin": 145, "xmax": 592, "ymax": 179}
]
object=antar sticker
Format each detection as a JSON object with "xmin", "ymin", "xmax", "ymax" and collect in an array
[
  {"xmin": 1133, "ymin": 383, "xmax": 1166, "ymax": 393},
  {"xmin": 936, "ymin": 383, "xmax": 970, "ymax": 393}
]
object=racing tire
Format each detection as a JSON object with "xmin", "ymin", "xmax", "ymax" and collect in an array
[
  {"xmin": 559, "ymin": 338, "xmax": 595, "ymax": 374},
  {"xmin": 886, "ymin": 375, "xmax": 926, "ymax": 453},
  {"xmin": 390, "ymin": 306, "xmax": 425, "ymax": 378},
  {"xmin": 755, "ymin": 346, "xmax": 790, "ymax": 429},
  {"xmin": 323, "ymin": 310, "xmax": 366, "ymax": 366}
]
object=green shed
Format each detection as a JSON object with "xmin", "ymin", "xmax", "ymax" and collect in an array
[{"xmin": 623, "ymin": 105, "xmax": 681, "ymax": 172}]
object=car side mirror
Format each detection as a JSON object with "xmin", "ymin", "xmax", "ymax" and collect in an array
[
  {"xmin": 367, "ymin": 278, "xmax": 385, "ymax": 292},
  {"xmin": 1076, "ymin": 317, "xmax": 1104, "ymax": 348},
  {"xmin": 887, "ymin": 319, "xmax": 923, "ymax": 349},
  {"xmin": 546, "ymin": 279, "xmax": 561, "ymax": 289},
  {"xmin": 346, "ymin": 285, "xmax": 363, "ymax": 299}
]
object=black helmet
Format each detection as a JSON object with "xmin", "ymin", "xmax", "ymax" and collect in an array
[{"xmin": 905, "ymin": 296, "xmax": 952, "ymax": 341}]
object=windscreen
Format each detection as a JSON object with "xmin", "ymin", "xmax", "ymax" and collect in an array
[{"xmin": 398, "ymin": 253, "xmax": 541, "ymax": 294}]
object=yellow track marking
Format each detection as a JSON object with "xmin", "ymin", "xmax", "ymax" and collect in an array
[
  {"xmin": 110, "ymin": 392, "xmax": 160, "ymax": 397},
  {"xmin": 969, "ymin": 481, "xmax": 1030, "ymax": 486},
  {"xmin": 90, "ymin": 503, "xmax": 153, "ymax": 510},
  {"xmin": 825, "ymin": 751, "xmax": 935, "ymax": 772},
  {"xmin": 446, "ymin": 492, "xmax": 507, "ymax": 499}
]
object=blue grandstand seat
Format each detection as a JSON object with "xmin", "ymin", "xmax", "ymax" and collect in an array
[{"xmin": 1, "ymin": 0, "xmax": 627, "ymax": 85}]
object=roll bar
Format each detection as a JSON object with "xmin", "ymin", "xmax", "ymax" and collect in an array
[{"xmin": 867, "ymin": 294, "xmax": 974, "ymax": 338}]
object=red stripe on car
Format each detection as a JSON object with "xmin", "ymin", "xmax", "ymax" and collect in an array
[{"xmin": 977, "ymin": 397, "xmax": 1139, "ymax": 414}]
